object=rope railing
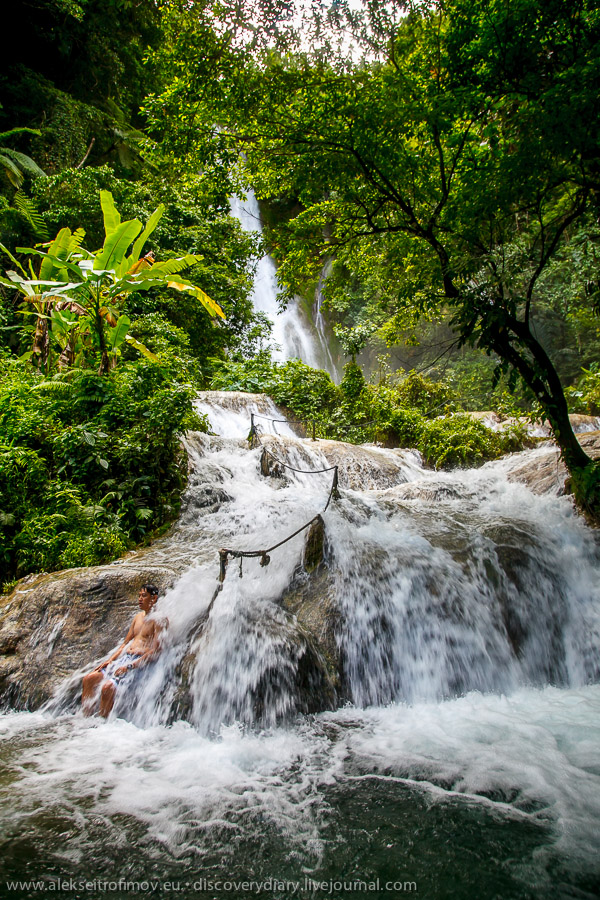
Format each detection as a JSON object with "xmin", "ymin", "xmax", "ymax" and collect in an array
[
  {"xmin": 216, "ymin": 411, "xmax": 340, "ymax": 586},
  {"xmin": 248, "ymin": 410, "xmax": 384, "ymax": 443}
]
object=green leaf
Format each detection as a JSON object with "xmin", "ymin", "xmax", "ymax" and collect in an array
[
  {"xmin": 109, "ymin": 314, "xmax": 131, "ymax": 351},
  {"xmin": 0, "ymin": 147, "xmax": 45, "ymax": 178},
  {"xmin": 0, "ymin": 242, "xmax": 27, "ymax": 276},
  {"xmin": 13, "ymin": 191, "xmax": 48, "ymax": 239},
  {"xmin": 166, "ymin": 276, "xmax": 225, "ymax": 319},
  {"xmin": 125, "ymin": 334, "xmax": 159, "ymax": 362},
  {"xmin": 94, "ymin": 220, "xmax": 143, "ymax": 273},
  {"xmin": 129, "ymin": 204, "xmax": 165, "ymax": 265},
  {"xmin": 142, "ymin": 255, "xmax": 203, "ymax": 278},
  {"xmin": 39, "ymin": 228, "xmax": 74, "ymax": 281},
  {"xmin": 100, "ymin": 190, "xmax": 121, "ymax": 238}
]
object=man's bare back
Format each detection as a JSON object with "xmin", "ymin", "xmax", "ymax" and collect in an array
[{"xmin": 81, "ymin": 584, "xmax": 166, "ymax": 717}]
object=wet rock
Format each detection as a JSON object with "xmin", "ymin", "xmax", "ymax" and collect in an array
[
  {"xmin": 259, "ymin": 446, "xmax": 286, "ymax": 479},
  {"xmin": 389, "ymin": 482, "xmax": 463, "ymax": 502},
  {"xmin": 0, "ymin": 565, "xmax": 176, "ymax": 710},
  {"xmin": 303, "ymin": 515, "xmax": 325, "ymax": 572},
  {"xmin": 171, "ymin": 597, "xmax": 337, "ymax": 727},
  {"xmin": 313, "ymin": 440, "xmax": 411, "ymax": 490},
  {"xmin": 279, "ymin": 562, "xmax": 343, "ymax": 699},
  {"xmin": 506, "ymin": 433, "xmax": 600, "ymax": 496}
]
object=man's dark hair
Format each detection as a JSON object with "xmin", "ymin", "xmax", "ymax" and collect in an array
[{"xmin": 142, "ymin": 584, "xmax": 159, "ymax": 596}]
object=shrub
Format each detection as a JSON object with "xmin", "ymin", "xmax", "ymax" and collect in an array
[{"xmin": 0, "ymin": 353, "xmax": 206, "ymax": 583}]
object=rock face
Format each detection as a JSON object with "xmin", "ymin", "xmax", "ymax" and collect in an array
[
  {"xmin": 0, "ymin": 564, "xmax": 177, "ymax": 710},
  {"xmin": 2, "ymin": 417, "xmax": 599, "ymax": 719},
  {"xmin": 0, "ymin": 518, "xmax": 338, "ymax": 720},
  {"xmin": 506, "ymin": 432, "xmax": 600, "ymax": 495}
]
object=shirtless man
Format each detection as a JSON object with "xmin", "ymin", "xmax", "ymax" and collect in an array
[{"xmin": 81, "ymin": 584, "xmax": 165, "ymax": 717}]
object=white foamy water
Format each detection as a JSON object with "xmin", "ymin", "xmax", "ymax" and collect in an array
[
  {"xmin": 0, "ymin": 686, "xmax": 599, "ymax": 887},
  {"xmin": 1, "ymin": 392, "xmax": 600, "ymax": 895},
  {"xmin": 195, "ymin": 390, "xmax": 298, "ymax": 440},
  {"xmin": 230, "ymin": 192, "xmax": 339, "ymax": 379}
]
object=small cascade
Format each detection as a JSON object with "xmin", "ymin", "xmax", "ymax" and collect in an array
[
  {"xmin": 311, "ymin": 258, "xmax": 341, "ymax": 381},
  {"xmin": 230, "ymin": 192, "xmax": 339, "ymax": 379},
  {"xmin": 3, "ymin": 390, "xmax": 600, "ymax": 892},
  {"xmin": 44, "ymin": 392, "xmax": 600, "ymax": 734}
]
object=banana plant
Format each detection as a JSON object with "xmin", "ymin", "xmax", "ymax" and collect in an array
[
  {"xmin": 0, "ymin": 127, "xmax": 46, "ymax": 189},
  {"xmin": 1, "ymin": 190, "xmax": 224, "ymax": 374}
]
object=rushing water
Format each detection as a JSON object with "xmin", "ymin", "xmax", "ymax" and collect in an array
[
  {"xmin": 1, "ymin": 394, "xmax": 600, "ymax": 899},
  {"xmin": 230, "ymin": 193, "xmax": 341, "ymax": 380}
]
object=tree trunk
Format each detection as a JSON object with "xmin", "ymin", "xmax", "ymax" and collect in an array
[
  {"xmin": 96, "ymin": 309, "xmax": 109, "ymax": 376},
  {"xmin": 487, "ymin": 318, "xmax": 600, "ymax": 519}
]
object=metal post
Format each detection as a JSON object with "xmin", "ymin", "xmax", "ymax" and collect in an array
[{"xmin": 312, "ymin": 421, "xmax": 316, "ymax": 441}]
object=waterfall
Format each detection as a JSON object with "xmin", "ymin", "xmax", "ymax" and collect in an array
[
  {"xmin": 230, "ymin": 192, "xmax": 341, "ymax": 380},
  {"xmin": 2, "ymin": 391, "xmax": 600, "ymax": 894},
  {"xmin": 45, "ymin": 392, "xmax": 600, "ymax": 731}
]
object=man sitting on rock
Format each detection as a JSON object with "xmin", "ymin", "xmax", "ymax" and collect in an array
[{"xmin": 81, "ymin": 584, "xmax": 166, "ymax": 718}]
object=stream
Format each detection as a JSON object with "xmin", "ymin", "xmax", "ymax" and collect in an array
[{"xmin": 1, "ymin": 393, "xmax": 599, "ymax": 899}]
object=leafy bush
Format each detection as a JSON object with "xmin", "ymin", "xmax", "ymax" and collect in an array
[
  {"xmin": 394, "ymin": 370, "xmax": 456, "ymax": 415},
  {"xmin": 32, "ymin": 167, "xmax": 259, "ymax": 370},
  {"xmin": 567, "ymin": 365, "xmax": 600, "ymax": 416},
  {"xmin": 210, "ymin": 355, "xmax": 526, "ymax": 466},
  {"xmin": 0, "ymin": 354, "xmax": 206, "ymax": 583}
]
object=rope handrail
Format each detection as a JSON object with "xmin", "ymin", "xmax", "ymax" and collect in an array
[
  {"xmin": 250, "ymin": 412, "xmax": 288, "ymax": 424},
  {"xmin": 260, "ymin": 442, "xmax": 337, "ymax": 475},
  {"xmin": 216, "ymin": 410, "xmax": 340, "ymax": 584}
]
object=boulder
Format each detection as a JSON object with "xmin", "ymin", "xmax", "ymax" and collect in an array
[
  {"xmin": 0, "ymin": 563, "xmax": 177, "ymax": 710},
  {"xmin": 506, "ymin": 432, "xmax": 600, "ymax": 495}
]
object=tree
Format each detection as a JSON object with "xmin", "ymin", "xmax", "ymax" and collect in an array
[
  {"xmin": 1, "ymin": 190, "xmax": 224, "ymax": 374},
  {"xmin": 147, "ymin": 0, "xmax": 600, "ymax": 513}
]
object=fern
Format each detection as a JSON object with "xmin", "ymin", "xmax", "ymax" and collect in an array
[
  {"xmin": 13, "ymin": 191, "xmax": 49, "ymax": 239},
  {"xmin": 30, "ymin": 379, "xmax": 74, "ymax": 395}
]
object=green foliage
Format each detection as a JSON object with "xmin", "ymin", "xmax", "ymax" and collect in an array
[
  {"xmin": 31, "ymin": 167, "xmax": 259, "ymax": 368},
  {"xmin": 394, "ymin": 371, "xmax": 455, "ymax": 416},
  {"xmin": 0, "ymin": 353, "xmax": 206, "ymax": 583},
  {"xmin": 150, "ymin": 0, "xmax": 600, "ymax": 504},
  {"xmin": 59, "ymin": 528, "xmax": 129, "ymax": 569},
  {"xmin": 211, "ymin": 355, "xmax": 526, "ymax": 467},
  {"xmin": 3, "ymin": 190, "xmax": 224, "ymax": 374},
  {"xmin": 417, "ymin": 415, "xmax": 524, "ymax": 471},
  {"xmin": 567, "ymin": 366, "xmax": 600, "ymax": 416}
]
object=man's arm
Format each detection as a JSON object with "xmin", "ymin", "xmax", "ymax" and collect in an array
[
  {"xmin": 114, "ymin": 620, "xmax": 166, "ymax": 675},
  {"xmin": 93, "ymin": 615, "xmax": 140, "ymax": 671}
]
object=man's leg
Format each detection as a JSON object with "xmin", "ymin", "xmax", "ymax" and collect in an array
[
  {"xmin": 81, "ymin": 671, "xmax": 104, "ymax": 716},
  {"xmin": 99, "ymin": 679, "xmax": 117, "ymax": 718}
]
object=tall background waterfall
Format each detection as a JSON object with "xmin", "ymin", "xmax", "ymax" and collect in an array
[
  {"xmin": 1, "ymin": 392, "xmax": 600, "ymax": 899},
  {"xmin": 230, "ymin": 193, "xmax": 341, "ymax": 381}
]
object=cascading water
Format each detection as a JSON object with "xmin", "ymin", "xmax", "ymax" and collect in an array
[
  {"xmin": 230, "ymin": 192, "xmax": 341, "ymax": 380},
  {"xmin": 1, "ymin": 392, "xmax": 600, "ymax": 899}
]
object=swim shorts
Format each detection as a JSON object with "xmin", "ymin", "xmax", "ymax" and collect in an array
[{"xmin": 104, "ymin": 653, "xmax": 142, "ymax": 684}]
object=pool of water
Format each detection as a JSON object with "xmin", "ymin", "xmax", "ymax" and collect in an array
[{"xmin": 1, "ymin": 686, "xmax": 599, "ymax": 899}]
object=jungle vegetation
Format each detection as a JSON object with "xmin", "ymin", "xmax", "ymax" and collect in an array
[{"xmin": 1, "ymin": 0, "xmax": 600, "ymax": 585}]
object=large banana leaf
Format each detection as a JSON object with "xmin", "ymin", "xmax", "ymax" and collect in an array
[
  {"xmin": 0, "ymin": 241, "xmax": 27, "ymax": 276},
  {"xmin": 129, "ymin": 204, "xmax": 165, "ymax": 265},
  {"xmin": 141, "ymin": 255, "xmax": 203, "ymax": 278},
  {"xmin": 94, "ymin": 220, "xmax": 142, "ymax": 274},
  {"xmin": 108, "ymin": 315, "xmax": 131, "ymax": 351},
  {"xmin": 100, "ymin": 191, "xmax": 121, "ymax": 237},
  {"xmin": 38, "ymin": 228, "xmax": 74, "ymax": 281},
  {"xmin": 19, "ymin": 248, "xmax": 85, "ymax": 283},
  {"xmin": 125, "ymin": 334, "xmax": 159, "ymax": 362},
  {"xmin": 166, "ymin": 276, "xmax": 225, "ymax": 319}
]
